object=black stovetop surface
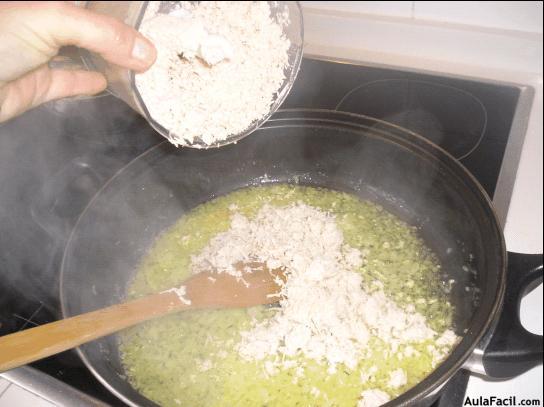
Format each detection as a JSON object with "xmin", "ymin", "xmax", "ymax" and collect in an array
[{"xmin": 0, "ymin": 58, "xmax": 520, "ymax": 406}]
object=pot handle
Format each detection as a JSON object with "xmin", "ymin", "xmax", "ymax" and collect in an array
[{"xmin": 482, "ymin": 252, "xmax": 543, "ymax": 378}]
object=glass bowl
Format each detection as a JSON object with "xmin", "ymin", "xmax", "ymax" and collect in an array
[{"xmin": 135, "ymin": 1, "xmax": 304, "ymax": 148}]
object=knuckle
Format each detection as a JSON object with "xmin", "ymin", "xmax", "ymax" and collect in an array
[{"xmin": 109, "ymin": 21, "xmax": 134, "ymax": 52}]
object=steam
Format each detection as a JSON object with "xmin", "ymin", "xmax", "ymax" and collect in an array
[
  {"xmin": 0, "ymin": 59, "xmax": 485, "ymax": 347},
  {"xmin": 0, "ymin": 91, "xmax": 160, "ymax": 333}
]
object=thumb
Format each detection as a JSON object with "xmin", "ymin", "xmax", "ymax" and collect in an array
[
  {"xmin": 51, "ymin": 3, "xmax": 157, "ymax": 72},
  {"xmin": 0, "ymin": 65, "xmax": 106, "ymax": 123}
]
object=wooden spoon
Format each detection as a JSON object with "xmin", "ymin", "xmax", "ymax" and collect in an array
[{"xmin": 0, "ymin": 265, "xmax": 284, "ymax": 372}]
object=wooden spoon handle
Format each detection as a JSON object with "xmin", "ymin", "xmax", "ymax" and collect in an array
[{"xmin": 0, "ymin": 291, "xmax": 187, "ymax": 372}]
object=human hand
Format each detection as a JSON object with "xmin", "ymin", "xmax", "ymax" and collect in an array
[{"xmin": 0, "ymin": 1, "xmax": 157, "ymax": 123}]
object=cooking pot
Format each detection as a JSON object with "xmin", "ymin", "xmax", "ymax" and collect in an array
[{"xmin": 60, "ymin": 110, "xmax": 543, "ymax": 406}]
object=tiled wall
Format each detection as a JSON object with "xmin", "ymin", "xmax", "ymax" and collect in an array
[{"xmin": 302, "ymin": 1, "xmax": 543, "ymax": 34}]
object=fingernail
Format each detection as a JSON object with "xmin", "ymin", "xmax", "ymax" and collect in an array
[{"xmin": 132, "ymin": 37, "xmax": 154, "ymax": 63}]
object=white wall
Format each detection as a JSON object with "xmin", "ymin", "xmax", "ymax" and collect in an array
[{"xmin": 302, "ymin": 1, "xmax": 543, "ymax": 34}]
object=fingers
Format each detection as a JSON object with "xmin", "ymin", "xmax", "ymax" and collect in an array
[
  {"xmin": 0, "ymin": 1, "xmax": 157, "ymax": 72},
  {"xmin": 0, "ymin": 65, "xmax": 107, "ymax": 123},
  {"xmin": 53, "ymin": 2, "xmax": 157, "ymax": 72}
]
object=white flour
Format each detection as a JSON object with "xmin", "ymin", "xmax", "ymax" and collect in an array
[
  {"xmin": 161, "ymin": 285, "xmax": 191, "ymax": 305},
  {"xmin": 357, "ymin": 389, "xmax": 391, "ymax": 407},
  {"xmin": 136, "ymin": 2, "xmax": 291, "ymax": 147},
  {"xmin": 190, "ymin": 203, "xmax": 456, "ymax": 376}
]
